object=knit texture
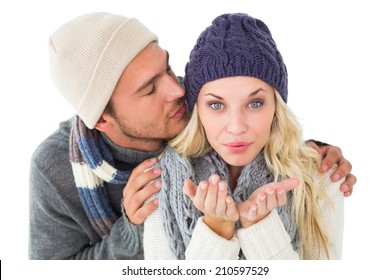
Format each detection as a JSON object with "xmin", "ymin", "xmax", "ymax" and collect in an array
[
  {"xmin": 144, "ymin": 164, "xmax": 344, "ymax": 259},
  {"xmin": 184, "ymin": 13, "xmax": 288, "ymax": 111},
  {"xmin": 158, "ymin": 146, "xmax": 298, "ymax": 259},
  {"xmin": 69, "ymin": 116, "xmax": 131, "ymax": 237},
  {"xmin": 48, "ymin": 12, "xmax": 157, "ymax": 128}
]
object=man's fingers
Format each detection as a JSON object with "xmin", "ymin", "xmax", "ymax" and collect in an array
[
  {"xmin": 123, "ymin": 157, "xmax": 159, "ymax": 195},
  {"xmin": 320, "ymin": 146, "xmax": 342, "ymax": 172},
  {"xmin": 130, "ymin": 198, "xmax": 159, "ymax": 225},
  {"xmin": 123, "ymin": 165, "xmax": 161, "ymax": 198},
  {"xmin": 331, "ymin": 158, "xmax": 352, "ymax": 182},
  {"xmin": 121, "ymin": 158, "xmax": 165, "ymax": 225},
  {"xmin": 132, "ymin": 167, "xmax": 161, "ymax": 191},
  {"xmin": 306, "ymin": 140, "xmax": 321, "ymax": 154},
  {"xmin": 131, "ymin": 157, "xmax": 158, "ymax": 178},
  {"xmin": 341, "ymin": 173, "xmax": 356, "ymax": 197},
  {"xmin": 123, "ymin": 180, "xmax": 161, "ymax": 222}
]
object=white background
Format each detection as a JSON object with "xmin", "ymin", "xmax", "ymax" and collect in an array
[{"xmin": 1, "ymin": 0, "xmax": 389, "ymax": 279}]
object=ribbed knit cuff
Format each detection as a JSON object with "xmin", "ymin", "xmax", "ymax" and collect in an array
[
  {"xmin": 237, "ymin": 209, "xmax": 293, "ymax": 259},
  {"xmin": 186, "ymin": 217, "xmax": 240, "ymax": 260}
]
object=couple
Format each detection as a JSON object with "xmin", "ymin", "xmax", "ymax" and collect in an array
[{"xmin": 30, "ymin": 12, "xmax": 354, "ymax": 259}]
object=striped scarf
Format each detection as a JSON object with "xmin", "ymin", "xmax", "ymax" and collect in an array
[{"xmin": 69, "ymin": 116, "xmax": 131, "ymax": 237}]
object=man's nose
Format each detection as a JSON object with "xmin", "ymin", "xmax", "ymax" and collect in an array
[{"xmin": 164, "ymin": 75, "xmax": 185, "ymax": 102}]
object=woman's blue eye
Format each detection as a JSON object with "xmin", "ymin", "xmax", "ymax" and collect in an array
[
  {"xmin": 210, "ymin": 102, "xmax": 223, "ymax": 110},
  {"xmin": 248, "ymin": 100, "xmax": 262, "ymax": 108}
]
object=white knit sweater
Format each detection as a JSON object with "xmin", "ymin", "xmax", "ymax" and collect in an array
[{"xmin": 143, "ymin": 168, "xmax": 344, "ymax": 260}]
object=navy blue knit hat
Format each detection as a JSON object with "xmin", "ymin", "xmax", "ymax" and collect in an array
[{"xmin": 184, "ymin": 13, "xmax": 288, "ymax": 111}]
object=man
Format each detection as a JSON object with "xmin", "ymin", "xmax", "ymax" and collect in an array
[{"xmin": 29, "ymin": 12, "xmax": 356, "ymax": 259}]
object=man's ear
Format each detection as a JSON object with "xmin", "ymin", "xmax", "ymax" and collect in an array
[{"xmin": 94, "ymin": 115, "xmax": 114, "ymax": 132}]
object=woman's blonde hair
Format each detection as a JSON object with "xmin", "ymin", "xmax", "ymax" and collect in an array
[{"xmin": 169, "ymin": 90, "xmax": 331, "ymax": 259}]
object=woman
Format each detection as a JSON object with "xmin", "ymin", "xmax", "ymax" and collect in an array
[{"xmin": 144, "ymin": 13, "xmax": 344, "ymax": 260}]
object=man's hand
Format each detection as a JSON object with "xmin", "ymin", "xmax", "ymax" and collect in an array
[
  {"xmin": 122, "ymin": 158, "xmax": 162, "ymax": 225},
  {"xmin": 307, "ymin": 140, "xmax": 357, "ymax": 197}
]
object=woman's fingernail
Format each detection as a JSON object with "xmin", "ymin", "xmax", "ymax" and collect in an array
[
  {"xmin": 200, "ymin": 182, "xmax": 207, "ymax": 190},
  {"xmin": 210, "ymin": 175, "xmax": 219, "ymax": 185},
  {"xmin": 277, "ymin": 189, "xmax": 285, "ymax": 195},
  {"xmin": 267, "ymin": 189, "xmax": 275, "ymax": 195}
]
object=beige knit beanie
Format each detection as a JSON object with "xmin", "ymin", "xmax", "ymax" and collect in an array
[{"xmin": 48, "ymin": 12, "xmax": 158, "ymax": 128}]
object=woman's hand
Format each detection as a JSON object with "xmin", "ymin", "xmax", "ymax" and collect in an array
[
  {"xmin": 183, "ymin": 174, "xmax": 239, "ymax": 239},
  {"xmin": 237, "ymin": 178, "xmax": 299, "ymax": 228}
]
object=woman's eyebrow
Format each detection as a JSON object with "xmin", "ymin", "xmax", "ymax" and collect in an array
[{"xmin": 204, "ymin": 87, "xmax": 265, "ymax": 99}]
